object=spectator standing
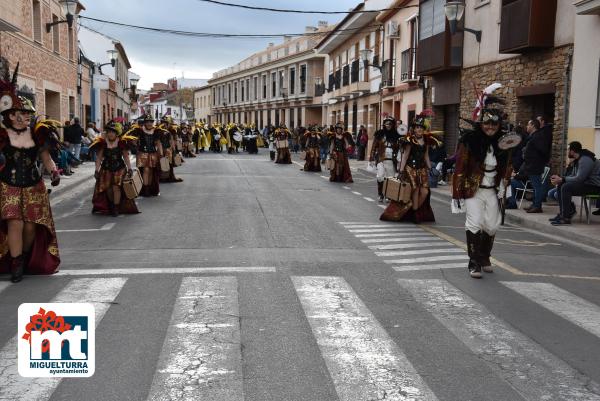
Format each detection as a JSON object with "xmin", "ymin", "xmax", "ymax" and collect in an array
[
  {"xmin": 68, "ymin": 117, "xmax": 85, "ymax": 162},
  {"xmin": 521, "ymin": 119, "xmax": 551, "ymax": 213},
  {"xmin": 550, "ymin": 141, "xmax": 600, "ymax": 225}
]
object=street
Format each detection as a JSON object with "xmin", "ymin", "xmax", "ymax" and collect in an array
[{"xmin": 1, "ymin": 152, "xmax": 600, "ymax": 401}]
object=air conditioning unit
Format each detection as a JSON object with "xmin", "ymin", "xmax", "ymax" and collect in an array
[{"xmin": 387, "ymin": 21, "xmax": 400, "ymax": 39}]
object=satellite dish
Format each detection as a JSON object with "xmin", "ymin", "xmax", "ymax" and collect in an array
[{"xmin": 397, "ymin": 124, "xmax": 408, "ymax": 136}]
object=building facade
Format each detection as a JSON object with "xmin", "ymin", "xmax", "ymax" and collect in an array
[
  {"xmin": 209, "ymin": 23, "xmax": 329, "ymax": 129},
  {"xmin": 194, "ymin": 84, "xmax": 212, "ymax": 124},
  {"xmin": 569, "ymin": 1, "xmax": 600, "ymax": 155},
  {"xmin": 0, "ymin": 0, "xmax": 85, "ymax": 122}
]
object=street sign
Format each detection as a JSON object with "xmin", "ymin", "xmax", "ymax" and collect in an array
[{"xmin": 93, "ymin": 74, "xmax": 109, "ymax": 90}]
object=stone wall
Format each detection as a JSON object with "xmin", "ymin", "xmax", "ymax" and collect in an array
[{"xmin": 460, "ymin": 45, "xmax": 574, "ymax": 173}]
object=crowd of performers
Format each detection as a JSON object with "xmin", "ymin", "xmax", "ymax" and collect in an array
[{"xmin": 0, "ymin": 58, "xmax": 517, "ymax": 282}]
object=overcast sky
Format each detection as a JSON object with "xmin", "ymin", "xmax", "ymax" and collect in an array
[{"xmin": 79, "ymin": 0, "xmax": 358, "ymax": 89}]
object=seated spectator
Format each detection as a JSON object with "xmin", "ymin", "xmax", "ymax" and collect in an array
[
  {"xmin": 550, "ymin": 141, "xmax": 600, "ymax": 225},
  {"xmin": 506, "ymin": 170, "xmax": 528, "ymax": 209}
]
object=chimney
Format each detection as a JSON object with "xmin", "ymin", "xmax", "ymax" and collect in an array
[
  {"xmin": 283, "ymin": 35, "xmax": 292, "ymax": 42},
  {"xmin": 268, "ymin": 42, "xmax": 274, "ymax": 47},
  {"xmin": 305, "ymin": 26, "xmax": 317, "ymax": 33},
  {"xmin": 318, "ymin": 21, "xmax": 328, "ymax": 29}
]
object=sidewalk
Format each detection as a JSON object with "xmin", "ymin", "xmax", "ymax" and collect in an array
[
  {"xmin": 44, "ymin": 161, "xmax": 96, "ymax": 199},
  {"xmin": 347, "ymin": 158, "xmax": 600, "ymax": 248}
]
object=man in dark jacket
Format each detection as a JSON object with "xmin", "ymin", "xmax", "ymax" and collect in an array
[
  {"xmin": 521, "ymin": 119, "xmax": 551, "ymax": 213},
  {"xmin": 68, "ymin": 117, "xmax": 85, "ymax": 162},
  {"xmin": 550, "ymin": 141, "xmax": 600, "ymax": 225}
]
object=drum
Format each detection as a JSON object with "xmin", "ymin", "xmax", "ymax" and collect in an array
[
  {"xmin": 233, "ymin": 132, "xmax": 243, "ymax": 142},
  {"xmin": 498, "ymin": 132, "xmax": 522, "ymax": 150}
]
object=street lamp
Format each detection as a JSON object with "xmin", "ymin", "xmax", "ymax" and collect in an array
[
  {"xmin": 444, "ymin": 1, "xmax": 482, "ymax": 42},
  {"xmin": 46, "ymin": 0, "xmax": 79, "ymax": 32},
  {"xmin": 360, "ymin": 49, "xmax": 383, "ymax": 71},
  {"xmin": 97, "ymin": 49, "xmax": 117, "ymax": 74}
]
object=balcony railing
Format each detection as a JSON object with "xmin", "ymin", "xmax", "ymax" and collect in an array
[
  {"xmin": 350, "ymin": 59, "xmax": 359, "ymax": 83},
  {"xmin": 400, "ymin": 48, "xmax": 418, "ymax": 82},
  {"xmin": 315, "ymin": 83, "xmax": 326, "ymax": 97},
  {"xmin": 342, "ymin": 65, "xmax": 350, "ymax": 86}
]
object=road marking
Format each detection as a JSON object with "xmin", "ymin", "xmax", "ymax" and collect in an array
[
  {"xmin": 349, "ymin": 228, "xmax": 424, "ymax": 233},
  {"xmin": 320, "ymin": 175, "xmax": 328, "ymax": 179},
  {"xmin": 375, "ymin": 248, "xmax": 464, "ymax": 257},
  {"xmin": 351, "ymin": 191, "xmax": 362, "ymax": 196},
  {"xmin": 0, "ymin": 282, "xmax": 10, "ymax": 295},
  {"xmin": 378, "ymin": 205, "xmax": 386, "ymax": 209},
  {"xmin": 354, "ymin": 232, "xmax": 426, "ymax": 238},
  {"xmin": 338, "ymin": 222, "xmax": 372, "ymax": 225},
  {"xmin": 363, "ymin": 197, "xmax": 375, "ymax": 202},
  {"xmin": 385, "ymin": 255, "xmax": 468, "ymax": 264},
  {"xmin": 56, "ymin": 223, "xmax": 116, "ymax": 233},
  {"xmin": 293, "ymin": 276, "xmax": 438, "ymax": 401},
  {"xmin": 368, "ymin": 241, "xmax": 447, "ymax": 250},
  {"xmin": 344, "ymin": 224, "xmax": 417, "ymax": 229},
  {"xmin": 361, "ymin": 236, "xmax": 435, "ymax": 244},
  {"xmin": 55, "ymin": 266, "xmax": 277, "ymax": 276},
  {"xmin": 501, "ymin": 282, "xmax": 600, "ymax": 338},
  {"xmin": 495, "ymin": 238, "xmax": 561, "ymax": 247},
  {"xmin": 0, "ymin": 278, "xmax": 127, "ymax": 401},
  {"xmin": 398, "ymin": 279, "xmax": 600, "ymax": 401},
  {"xmin": 392, "ymin": 263, "xmax": 467, "ymax": 272},
  {"xmin": 147, "ymin": 277, "xmax": 243, "ymax": 401},
  {"xmin": 418, "ymin": 224, "xmax": 600, "ymax": 281},
  {"xmin": 342, "ymin": 186, "xmax": 351, "ymax": 190}
]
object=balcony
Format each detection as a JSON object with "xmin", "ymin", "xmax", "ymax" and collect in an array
[
  {"xmin": 400, "ymin": 48, "xmax": 418, "ymax": 82},
  {"xmin": 499, "ymin": 0, "xmax": 557, "ymax": 53},
  {"xmin": 417, "ymin": 30, "xmax": 463, "ymax": 75}
]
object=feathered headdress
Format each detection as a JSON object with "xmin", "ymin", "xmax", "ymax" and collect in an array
[
  {"xmin": 412, "ymin": 109, "xmax": 434, "ymax": 130},
  {"xmin": 472, "ymin": 83, "xmax": 505, "ymax": 122}
]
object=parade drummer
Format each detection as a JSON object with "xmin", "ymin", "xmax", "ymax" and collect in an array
[
  {"xmin": 301, "ymin": 126, "xmax": 322, "ymax": 172},
  {"xmin": 370, "ymin": 116, "xmax": 401, "ymax": 202},
  {"xmin": 452, "ymin": 85, "xmax": 513, "ymax": 279},
  {"xmin": 328, "ymin": 123, "xmax": 354, "ymax": 183},
  {"xmin": 0, "ymin": 64, "xmax": 61, "ymax": 282},
  {"xmin": 129, "ymin": 114, "xmax": 163, "ymax": 197},
  {"xmin": 91, "ymin": 121, "xmax": 139, "ymax": 216},
  {"xmin": 274, "ymin": 123, "xmax": 292, "ymax": 164},
  {"xmin": 159, "ymin": 116, "xmax": 183, "ymax": 183},
  {"xmin": 380, "ymin": 111, "xmax": 439, "ymax": 223}
]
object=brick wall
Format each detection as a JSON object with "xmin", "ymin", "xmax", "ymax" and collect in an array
[{"xmin": 460, "ymin": 45, "xmax": 573, "ymax": 172}]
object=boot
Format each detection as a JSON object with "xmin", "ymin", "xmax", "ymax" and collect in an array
[
  {"xmin": 377, "ymin": 182, "xmax": 384, "ymax": 202},
  {"xmin": 466, "ymin": 231, "xmax": 482, "ymax": 279},
  {"xmin": 109, "ymin": 202, "xmax": 119, "ymax": 217},
  {"xmin": 10, "ymin": 255, "xmax": 24, "ymax": 283},
  {"xmin": 480, "ymin": 232, "xmax": 495, "ymax": 273}
]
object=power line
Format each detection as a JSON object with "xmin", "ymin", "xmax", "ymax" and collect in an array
[
  {"xmin": 79, "ymin": 16, "xmax": 382, "ymax": 39},
  {"xmin": 196, "ymin": 0, "xmax": 418, "ymax": 14}
]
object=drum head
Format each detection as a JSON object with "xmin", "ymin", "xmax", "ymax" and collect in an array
[
  {"xmin": 498, "ymin": 132, "xmax": 522, "ymax": 150},
  {"xmin": 397, "ymin": 124, "xmax": 408, "ymax": 136}
]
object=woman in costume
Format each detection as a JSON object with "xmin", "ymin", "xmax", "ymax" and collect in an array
[
  {"xmin": 380, "ymin": 111, "xmax": 439, "ymax": 223},
  {"xmin": 129, "ymin": 114, "xmax": 163, "ymax": 197},
  {"xmin": 0, "ymin": 65, "xmax": 61, "ymax": 282},
  {"xmin": 370, "ymin": 116, "xmax": 401, "ymax": 202},
  {"xmin": 91, "ymin": 121, "xmax": 139, "ymax": 216},
  {"xmin": 159, "ymin": 116, "xmax": 183, "ymax": 183},
  {"xmin": 328, "ymin": 123, "xmax": 354, "ymax": 183},
  {"xmin": 274, "ymin": 123, "xmax": 292, "ymax": 164},
  {"xmin": 452, "ymin": 84, "xmax": 513, "ymax": 278},
  {"xmin": 301, "ymin": 126, "xmax": 322, "ymax": 172},
  {"xmin": 245, "ymin": 124, "xmax": 259, "ymax": 154}
]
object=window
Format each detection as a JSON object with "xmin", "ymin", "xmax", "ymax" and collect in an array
[
  {"xmin": 228, "ymin": 84, "xmax": 231, "ymax": 103},
  {"xmin": 52, "ymin": 15, "xmax": 59, "ymax": 53},
  {"xmin": 279, "ymin": 71, "xmax": 285, "ymax": 96},
  {"xmin": 596, "ymin": 61, "xmax": 600, "ymax": 126},
  {"xmin": 262, "ymin": 75, "xmax": 267, "ymax": 99},
  {"xmin": 419, "ymin": 0, "xmax": 446, "ymax": 41},
  {"xmin": 300, "ymin": 64, "xmax": 307, "ymax": 94},
  {"xmin": 271, "ymin": 72, "xmax": 277, "ymax": 98},
  {"xmin": 246, "ymin": 79, "xmax": 250, "ymax": 101},
  {"xmin": 240, "ymin": 81, "xmax": 244, "ymax": 102},
  {"xmin": 289, "ymin": 67, "xmax": 296, "ymax": 95},
  {"xmin": 32, "ymin": 0, "xmax": 42, "ymax": 42},
  {"xmin": 254, "ymin": 77, "xmax": 258, "ymax": 100}
]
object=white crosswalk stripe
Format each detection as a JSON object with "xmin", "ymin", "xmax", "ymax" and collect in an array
[
  {"xmin": 501, "ymin": 281, "xmax": 600, "ymax": 339},
  {"xmin": 392, "ymin": 263, "xmax": 468, "ymax": 272},
  {"xmin": 368, "ymin": 241, "xmax": 447, "ymax": 250},
  {"xmin": 348, "ymin": 228, "xmax": 424, "ymax": 233},
  {"xmin": 292, "ymin": 276, "xmax": 438, "ymax": 401},
  {"xmin": 361, "ymin": 237, "xmax": 436, "ymax": 244},
  {"xmin": 354, "ymin": 232, "xmax": 433, "ymax": 238},
  {"xmin": 385, "ymin": 255, "xmax": 468, "ymax": 264},
  {"xmin": 398, "ymin": 279, "xmax": 600, "ymax": 401},
  {"xmin": 375, "ymin": 248, "xmax": 464, "ymax": 257},
  {"xmin": 147, "ymin": 277, "xmax": 243, "ymax": 401},
  {"xmin": 343, "ymin": 224, "xmax": 416, "ymax": 229},
  {"xmin": 0, "ymin": 282, "xmax": 10, "ymax": 295},
  {"xmin": 0, "ymin": 278, "xmax": 127, "ymax": 401}
]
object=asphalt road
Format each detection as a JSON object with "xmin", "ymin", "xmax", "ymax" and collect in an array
[{"xmin": 1, "ymin": 151, "xmax": 600, "ymax": 401}]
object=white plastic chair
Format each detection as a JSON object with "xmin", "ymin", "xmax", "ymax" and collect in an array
[{"xmin": 515, "ymin": 166, "xmax": 551, "ymax": 209}]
